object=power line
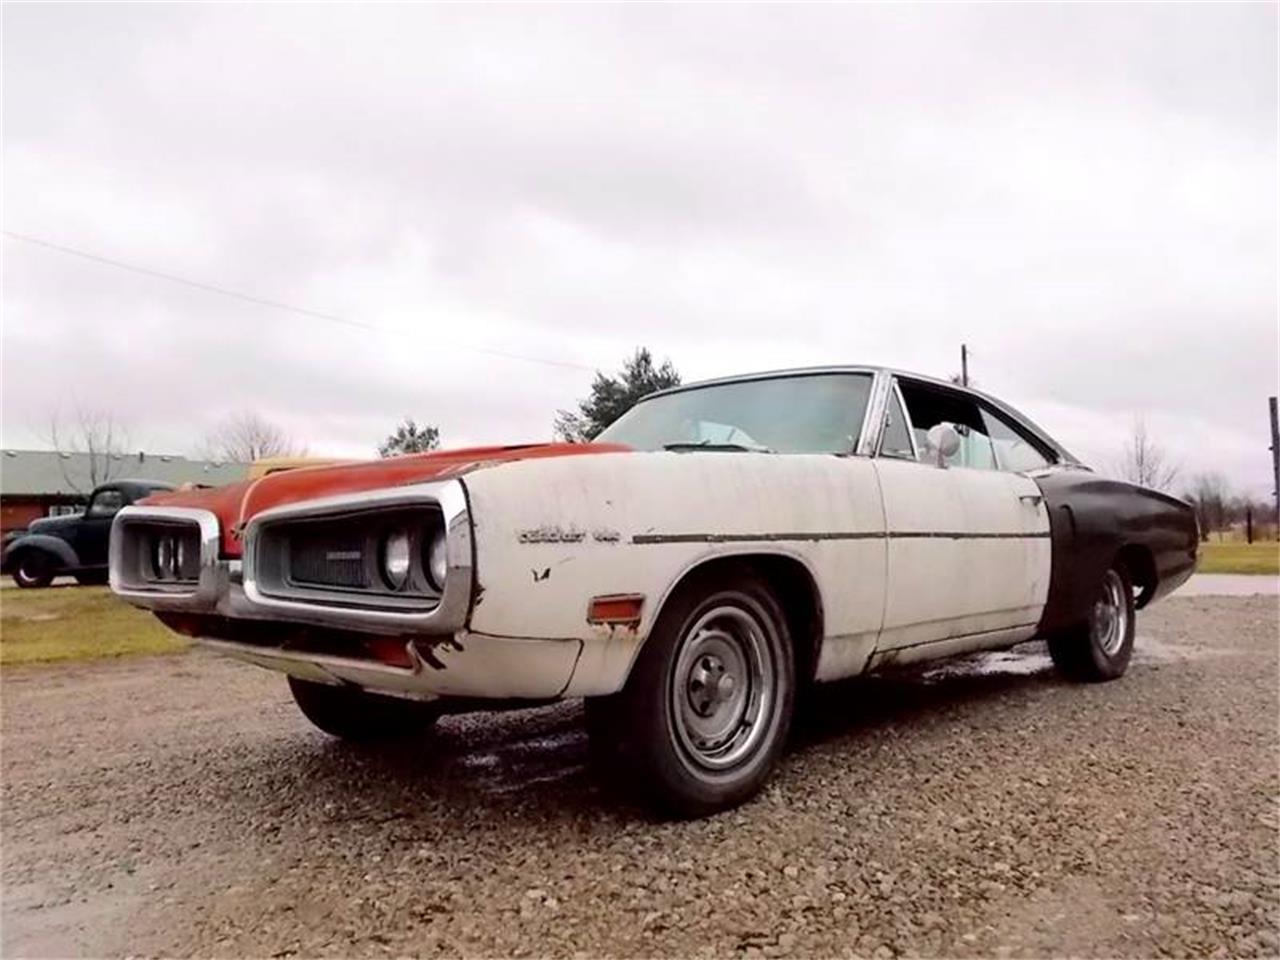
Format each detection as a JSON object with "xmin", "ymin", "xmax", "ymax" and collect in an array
[{"xmin": 3, "ymin": 230, "xmax": 597, "ymax": 373}]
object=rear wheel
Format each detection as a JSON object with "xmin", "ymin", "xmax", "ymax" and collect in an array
[
  {"xmin": 1048, "ymin": 564, "xmax": 1135, "ymax": 682},
  {"xmin": 12, "ymin": 552, "xmax": 55, "ymax": 589},
  {"xmin": 287, "ymin": 676, "xmax": 441, "ymax": 741},
  {"xmin": 590, "ymin": 568, "xmax": 796, "ymax": 818}
]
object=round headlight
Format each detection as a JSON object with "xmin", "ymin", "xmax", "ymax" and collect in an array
[
  {"xmin": 381, "ymin": 529, "xmax": 412, "ymax": 590},
  {"xmin": 426, "ymin": 529, "xmax": 448, "ymax": 590},
  {"xmin": 153, "ymin": 536, "xmax": 174, "ymax": 580}
]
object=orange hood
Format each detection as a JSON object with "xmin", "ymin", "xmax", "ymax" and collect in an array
[{"xmin": 142, "ymin": 442, "xmax": 631, "ymax": 557}]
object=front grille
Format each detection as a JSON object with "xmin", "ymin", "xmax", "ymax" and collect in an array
[
  {"xmin": 288, "ymin": 533, "xmax": 368, "ymax": 589},
  {"xmin": 252, "ymin": 504, "xmax": 445, "ymax": 612}
]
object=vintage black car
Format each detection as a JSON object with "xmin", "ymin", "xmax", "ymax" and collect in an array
[{"xmin": 2, "ymin": 480, "xmax": 173, "ymax": 588}]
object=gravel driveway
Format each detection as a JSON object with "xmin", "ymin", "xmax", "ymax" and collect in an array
[{"xmin": 2, "ymin": 596, "xmax": 1276, "ymax": 958}]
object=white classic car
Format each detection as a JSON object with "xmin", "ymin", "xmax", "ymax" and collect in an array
[{"xmin": 110, "ymin": 367, "xmax": 1197, "ymax": 816}]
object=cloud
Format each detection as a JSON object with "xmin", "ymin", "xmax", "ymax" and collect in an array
[{"xmin": 3, "ymin": 4, "xmax": 1276, "ymax": 494}]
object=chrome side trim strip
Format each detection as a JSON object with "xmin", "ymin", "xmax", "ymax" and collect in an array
[
  {"xmin": 631, "ymin": 530, "xmax": 1050, "ymax": 545},
  {"xmin": 109, "ymin": 506, "xmax": 224, "ymax": 611},
  {"xmin": 633, "ymin": 531, "xmax": 884, "ymax": 544}
]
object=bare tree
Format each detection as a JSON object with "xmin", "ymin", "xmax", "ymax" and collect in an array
[
  {"xmin": 1118, "ymin": 417, "xmax": 1179, "ymax": 492},
  {"xmin": 1185, "ymin": 472, "xmax": 1230, "ymax": 541},
  {"xmin": 202, "ymin": 412, "xmax": 303, "ymax": 462},
  {"xmin": 48, "ymin": 408, "xmax": 131, "ymax": 495}
]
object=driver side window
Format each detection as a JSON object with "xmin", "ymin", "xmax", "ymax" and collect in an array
[
  {"xmin": 896, "ymin": 380, "xmax": 997, "ymax": 471},
  {"xmin": 980, "ymin": 407, "xmax": 1051, "ymax": 472}
]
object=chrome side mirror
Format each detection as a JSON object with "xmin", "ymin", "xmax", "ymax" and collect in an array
[{"xmin": 925, "ymin": 422, "xmax": 960, "ymax": 467}]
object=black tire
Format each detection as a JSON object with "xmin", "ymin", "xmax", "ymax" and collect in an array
[
  {"xmin": 1048, "ymin": 562, "xmax": 1136, "ymax": 682},
  {"xmin": 11, "ymin": 552, "xmax": 55, "ymax": 589},
  {"xmin": 287, "ymin": 676, "xmax": 441, "ymax": 741},
  {"xmin": 592, "ymin": 566, "xmax": 796, "ymax": 818}
]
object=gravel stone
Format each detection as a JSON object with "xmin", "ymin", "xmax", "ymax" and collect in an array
[{"xmin": 1, "ymin": 597, "xmax": 1277, "ymax": 957}]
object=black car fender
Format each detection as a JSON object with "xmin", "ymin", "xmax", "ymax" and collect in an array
[
  {"xmin": 1034, "ymin": 470, "xmax": 1197, "ymax": 635},
  {"xmin": 1, "ymin": 533, "xmax": 80, "ymax": 573}
]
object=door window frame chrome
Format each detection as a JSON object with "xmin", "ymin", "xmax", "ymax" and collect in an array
[{"xmin": 873, "ymin": 376, "xmax": 920, "ymax": 462}]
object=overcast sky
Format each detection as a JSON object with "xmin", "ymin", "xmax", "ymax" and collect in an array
[{"xmin": 3, "ymin": 4, "xmax": 1276, "ymax": 496}]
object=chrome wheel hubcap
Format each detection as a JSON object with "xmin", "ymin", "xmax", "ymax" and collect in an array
[
  {"xmin": 1091, "ymin": 570, "xmax": 1128, "ymax": 656},
  {"xmin": 672, "ymin": 604, "xmax": 775, "ymax": 771}
]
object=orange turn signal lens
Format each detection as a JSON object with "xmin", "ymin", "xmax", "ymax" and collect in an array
[
  {"xmin": 587, "ymin": 594, "xmax": 645, "ymax": 626},
  {"xmin": 364, "ymin": 637, "xmax": 415, "ymax": 669}
]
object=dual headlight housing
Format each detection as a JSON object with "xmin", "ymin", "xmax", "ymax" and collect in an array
[
  {"xmin": 149, "ymin": 529, "xmax": 201, "ymax": 582},
  {"xmin": 109, "ymin": 506, "xmax": 218, "ymax": 603},
  {"xmin": 129, "ymin": 523, "xmax": 202, "ymax": 586},
  {"xmin": 251, "ymin": 503, "xmax": 452, "ymax": 612}
]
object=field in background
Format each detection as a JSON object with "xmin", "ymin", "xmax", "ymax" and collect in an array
[
  {"xmin": 1198, "ymin": 541, "xmax": 1280, "ymax": 575},
  {"xmin": 0, "ymin": 544, "xmax": 1273, "ymax": 666},
  {"xmin": 0, "ymin": 586, "xmax": 187, "ymax": 665}
]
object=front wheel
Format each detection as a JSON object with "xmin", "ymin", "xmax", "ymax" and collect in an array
[
  {"xmin": 12, "ymin": 552, "xmax": 55, "ymax": 589},
  {"xmin": 592, "ymin": 568, "xmax": 796, "ymax": 818},
  {"xmin": 1048, "ymin": 564, "xmax": 1136, "ymax": 682},
  {"xmin": 287, "ymin": 677, "xmax": 441, "ymax": 741}
]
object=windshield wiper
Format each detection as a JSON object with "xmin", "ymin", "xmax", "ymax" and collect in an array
[{"xmin": 662, "ymin": 441, "xmax": 775, "ymax": 453}]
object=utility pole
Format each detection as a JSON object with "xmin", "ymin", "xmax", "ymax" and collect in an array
[
  {"xmin": 1270, "ymin": 396, "xmax": 1279, "ymax": 538},
  {"xmin": 961, "ymin": 344, "xmax": 969, "ymax": 388}
]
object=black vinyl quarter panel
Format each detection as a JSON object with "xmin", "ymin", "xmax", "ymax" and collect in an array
[{"xmin": 1034, "ymin": 470, "xmax": 1198, "ymax": 634}]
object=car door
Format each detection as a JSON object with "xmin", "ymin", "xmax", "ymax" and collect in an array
[
  {"xmin": 871, "ymin": 377, "xmax": 1049, "ymax": 658},
  {"xmin": 73, "ymin": 488, "xmax": 125, "ymax": 567}
]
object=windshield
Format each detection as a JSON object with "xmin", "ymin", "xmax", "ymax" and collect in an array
[{"xmin": 596, "ymin": 372, "xmax": 874, "ymax": 454}]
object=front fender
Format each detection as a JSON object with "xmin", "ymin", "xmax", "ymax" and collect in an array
[
  {"xmin": 459, "ymin": 451, "xmax": 886, "ymax": 696},
  {"xmin": 1, "ymin": 533, "xmax": 79, "ymax": 572}
]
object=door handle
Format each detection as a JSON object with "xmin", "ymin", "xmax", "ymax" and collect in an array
[{"xmin": 1019, "ymin": 494, "xmax": 1044, "ymax": 507}]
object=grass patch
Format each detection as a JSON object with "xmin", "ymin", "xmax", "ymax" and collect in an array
[
  {"xmin": 0, "ymin": 586, "xmax": 187, "ymax": 665},
  {"xmin": 1198, "ymin": 541, "xmax": 1280, "ymax": 576}
]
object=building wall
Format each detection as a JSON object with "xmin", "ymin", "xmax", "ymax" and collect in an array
[{"xmin": 1, "ymin": 496, "xmax": 80, "ymax": 535}]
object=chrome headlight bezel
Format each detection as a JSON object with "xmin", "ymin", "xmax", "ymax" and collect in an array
[
  {"xmin": 241, "ymin": 480, "xmax": 473, "ymax": 634},
  {"xmin": 110, "ymin": 506, "xmax": 223, "ymax": 609}
]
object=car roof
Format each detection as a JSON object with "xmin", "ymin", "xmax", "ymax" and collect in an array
[
  {"xmin": 639, "ymin": 365, "xmax": 1081, "ymax": 466},
  {"xmin": 98, "ymin": 479, "xmax": 176, "ymax": 494}
]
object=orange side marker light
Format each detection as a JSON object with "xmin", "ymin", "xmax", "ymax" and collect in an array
[{"xmin": 587, "ymin": 594, "xmax": 645, "ymax": 627}]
